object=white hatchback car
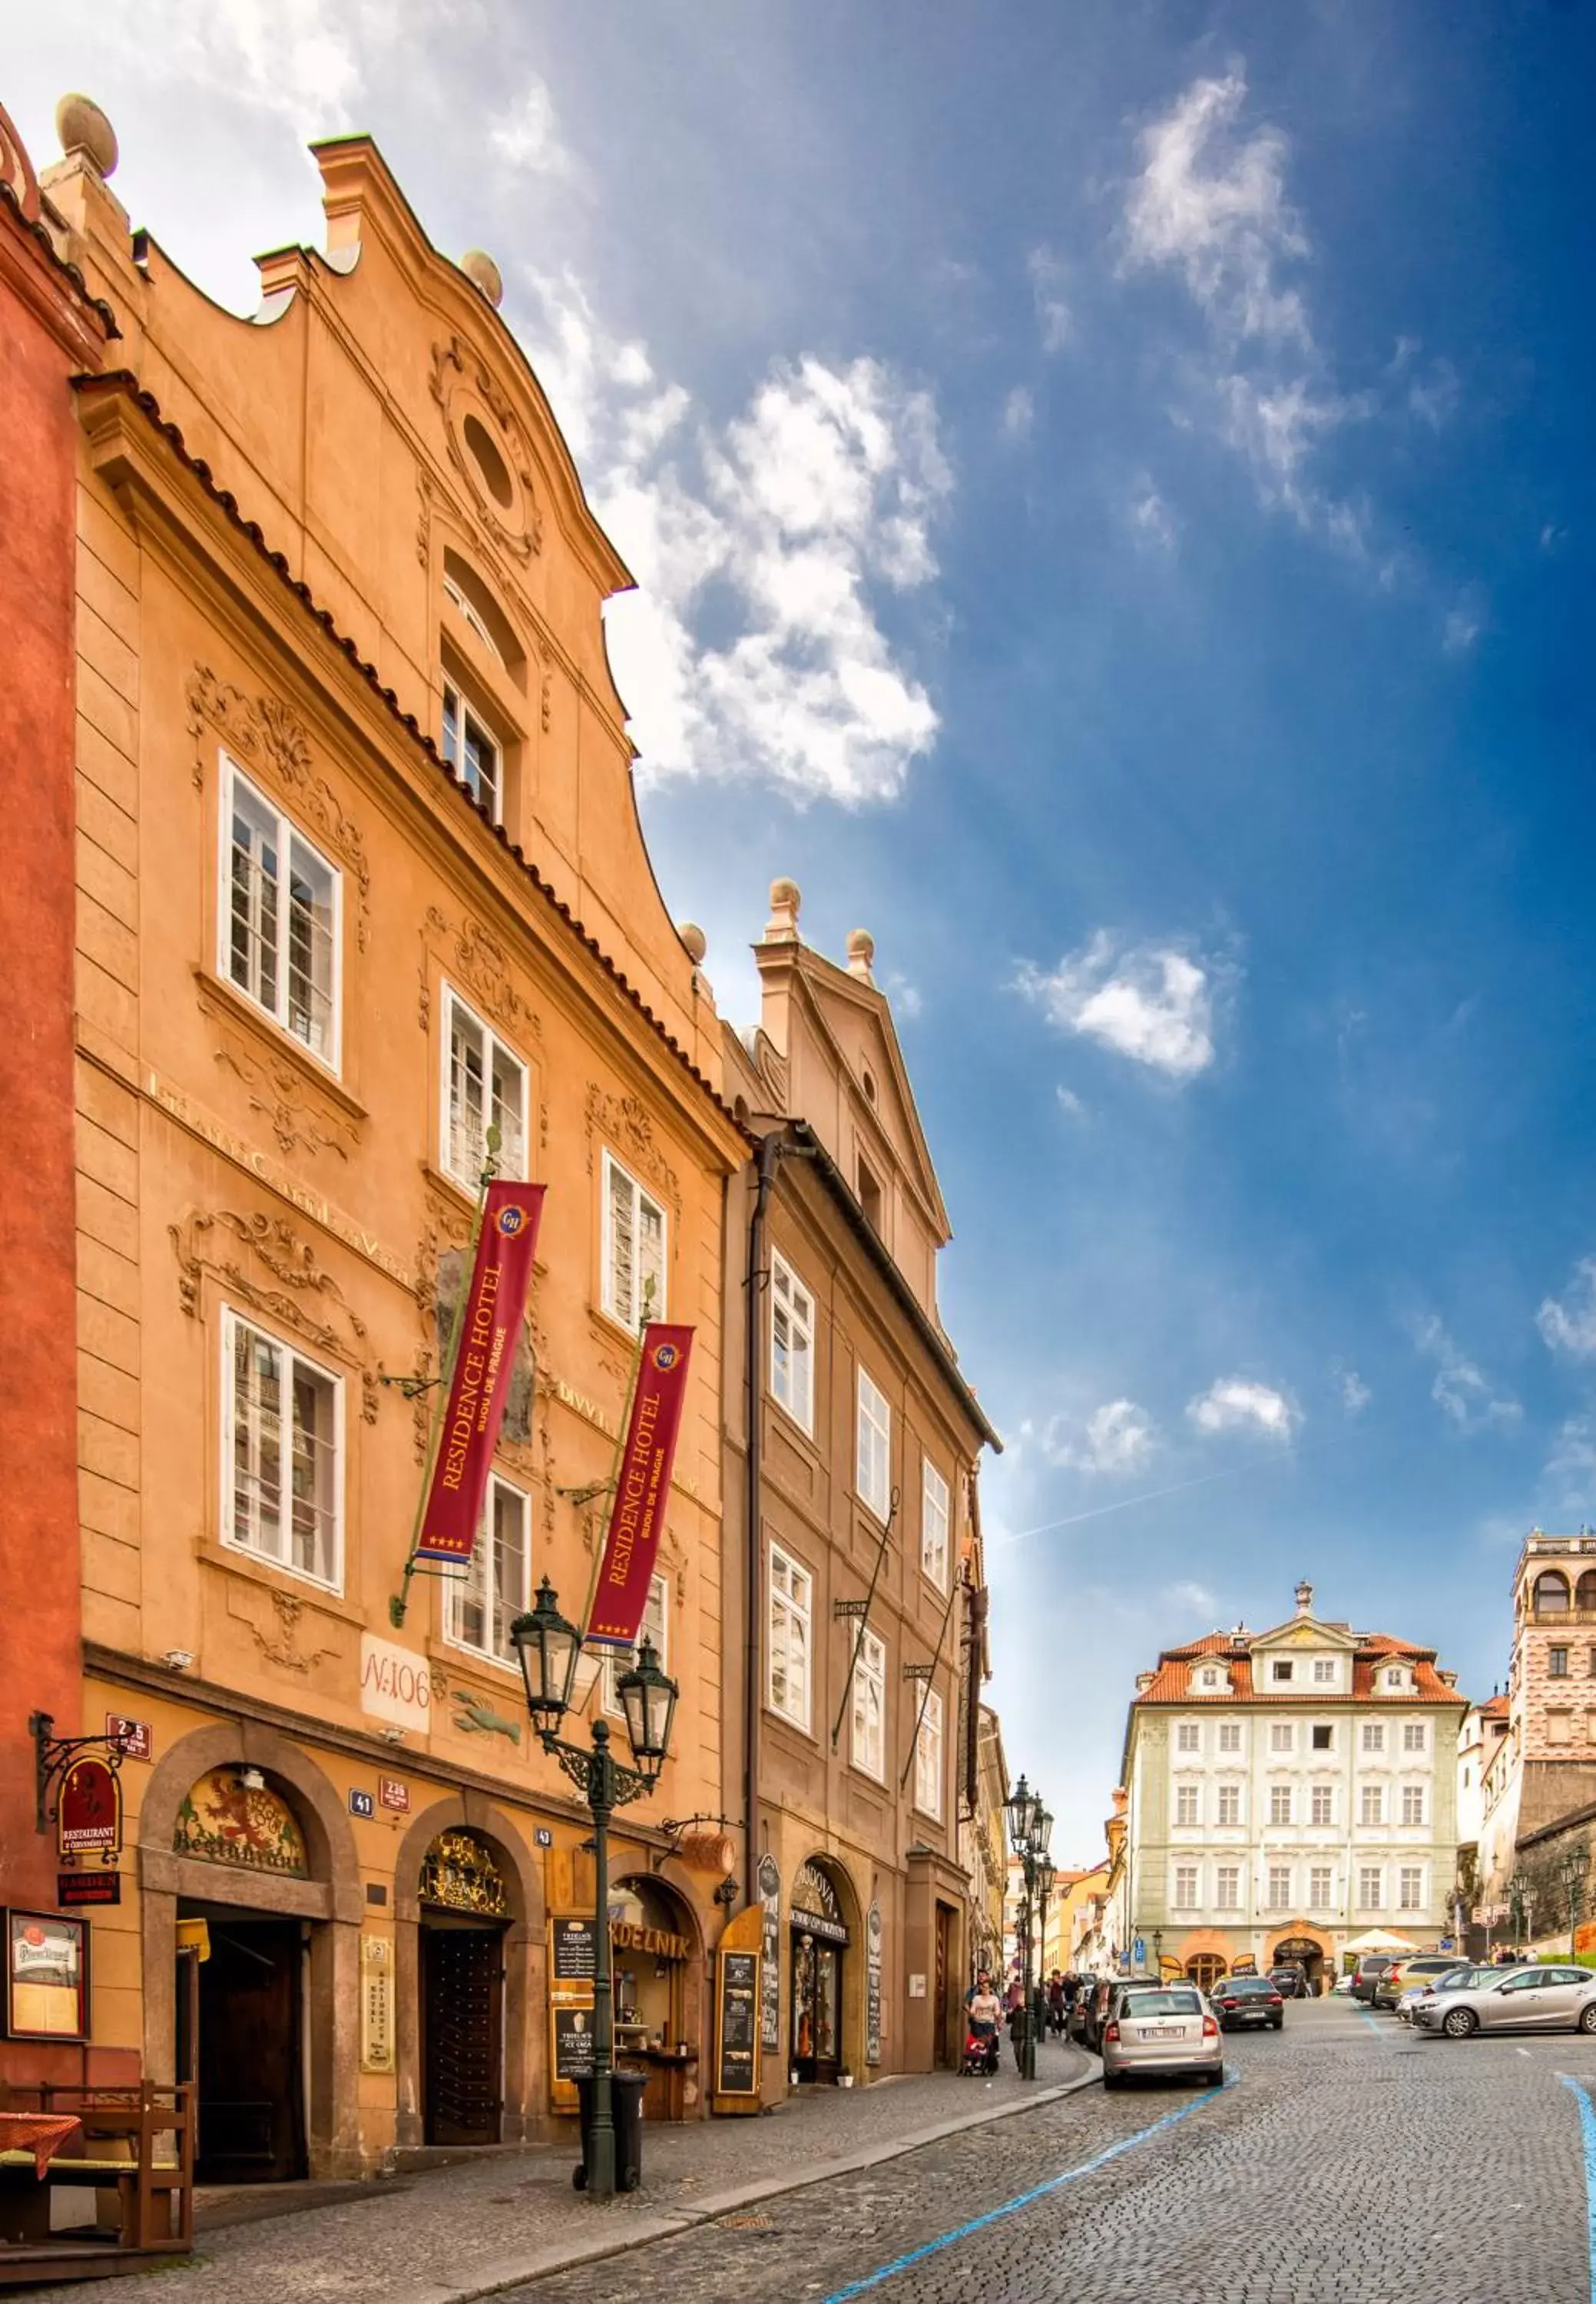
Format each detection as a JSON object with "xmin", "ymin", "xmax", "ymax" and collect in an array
[{"xmin": 1101, "ymin": 1984, "xmax": 1224, "ymax": 2088}]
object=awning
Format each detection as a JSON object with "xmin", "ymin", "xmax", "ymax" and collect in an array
[{"xmin": 1342, "ymin": 1928, "xmax": 1417, "ymax": 1953}]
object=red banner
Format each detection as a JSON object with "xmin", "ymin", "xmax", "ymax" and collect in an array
[
  {"xmin": 415, "ymin": 1183, "xmax": 545, "ymax": 1564},
  {"xmin": 586, "ymin": 1323, "xmax": 694, "ymax": 1647}
]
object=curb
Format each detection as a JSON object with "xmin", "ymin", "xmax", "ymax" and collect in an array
[{"xmin": 393, "ymin": 2053, "xmax": 1103, "ymax": 2304}]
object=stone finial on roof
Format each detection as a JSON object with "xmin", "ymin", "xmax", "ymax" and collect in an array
[
  {"xmin": 765, "ymin": 878, "xmax": 801, "ymax": 941},
  {"xmin": 55, "ymin": 93, "xmax": 118, "ymax": 178},
  {"xmin": 459, "ymin": 249, "xmax": 503, "ymax": 308},
  {"xmin": 846, "ymin": 928, "xmax": 876, "ymax": 983},
  {"xmin": 1294, "ymin": 1579, "xmax": 1314, "ymax": 1616},
  {"xmin": 677, "ymin": 921, "xmax": 707, "ymax": 965}
]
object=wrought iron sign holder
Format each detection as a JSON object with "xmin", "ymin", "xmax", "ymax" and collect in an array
[{"xmin": 28, "ymin": 1712, "xmax": 128, "ymax": 1837}]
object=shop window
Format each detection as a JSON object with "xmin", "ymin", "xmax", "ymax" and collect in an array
[
  {"xmin": 221, "ymin": 757, "xmax": 339, "ymax": 1066},
  {"xmin": 603, "ymin": 1152, "xmax": 667, "ymax": 1332},
  {"xmin": 223, "ymin": 1309, "xmax": 342, "ymax": 1591},
  {"xmin": 768, "ymin": 1545, "xmax": 813, "ymax": 1730},
  {"xmin": 445, "ymin": 1475, "xmax": 529, "ymax": 1666},
  {"xmin": 921, "ymin": 1460, "xmax": 950, "ymax": 1591},
  {"xmin": 914, "ymin": 1686, "xmax": 944, "ymax": 1819},
  {"xmin": 442, "ymin": 985, "xmax": 528, "ymax": 1188},
  {"xmin": 770, "ymin": 1251, "xmax": 815, "ymax": 1433}
]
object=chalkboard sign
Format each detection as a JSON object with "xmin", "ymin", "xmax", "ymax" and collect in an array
[
  {"xmin": 758, "ymin": 1855, "xmax": 781, "ymax": 2052},
  {"xmin": 866, "ymin": 1901, "xmax": 882, "ymax": 2067},
  {"xmin": 554, "ymin": 2004, "xmax": 596, "ymax": 2081},
  {"xmin": 717, "ymin": 1949, "xmax": 758, "ymax": 2095},
  {"xmin": 553, "ymin": 1917, "xmax": 598, "ymax": 1982}
]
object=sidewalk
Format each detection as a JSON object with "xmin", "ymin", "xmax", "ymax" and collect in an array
[{"xmin": 29, "ymin": 2038, "xmax": 1091, "ymax": 2304}]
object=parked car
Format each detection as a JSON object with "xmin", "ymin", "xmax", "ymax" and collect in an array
[
  {"xmin": 1372, "ymin": 1955, "xmax": 1461, "ymax": 2012},
  {"xmin": 1330, "ymin": 1972, "xmax": 1355, "ymax": 1995},
  {"xmin": 1351, "ymin": 1955, "xmax": 1398, "ymax": 2001},
  {"xmin": 1210, "ymin": 1975, "xmax": 1285, "ymax": 2031},
  {"xmin": 1101, "ymin": 1984, "xmax": 1223, "ymax": 2088},
  {"xmin": 1268, "ymin": 1964, "xmax": 1309, "ymax": 1999},
  {"xmin": 1080, "ymin": 1972, "xmax": 1158, "ymax": 2053},
  {"xmin": 1415, "ymin": 1963, "xmax": 1596, "ymax": 2038},
  {"xmin": 1396, "ymin": 1965, "xmax": 1472, "ymax": 2022}
]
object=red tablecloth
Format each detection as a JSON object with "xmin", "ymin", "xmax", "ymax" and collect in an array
[{"xmin": 0, "ymin": 2112, "xmax": 84, "ymax": 2179}]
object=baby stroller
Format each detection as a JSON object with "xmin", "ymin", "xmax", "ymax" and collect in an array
[{"xmin": 961, "ymin": 2021, "xmax": 1001, "ymax": 2076}]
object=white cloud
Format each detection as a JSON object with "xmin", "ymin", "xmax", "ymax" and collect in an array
[
  {"xmin": 1129, "ymin": 480, "xmax": 1177, "ymax": 554},
  {"xmin": 1408, "ymin": 359, "xmax": 1459, "ymax": 432},
  {"xmin": 1538, "ymin": 1260, "xmax": 1596, "ymax": 1357},
  {"xmin": 1340, "ymin": 1369, "xmax": 1372, "ymax": 1415},
  {"xmin": 1015, "ymin": 932, "xmax": 1223, "ymax": 1079},
  {"xmin": 1545, "ymin": 1418, "xmax": 1596, "ymax": 1514},
  {"xmin": 1442, "ymin": 600, "xmax": 1484, "ymax": 656},
  {"xmin": 1163, "ymin": 1579, "xmax": 1218, "ymax": 1618},
  {"xmin": 1027, "ymin": 247, "xmax": 1071, "ymax": 352},
  {"xmin": 1045, "ymin": 1399, "xmax": 1159, "ymax": 1476},
  {"xmin": 884, "ymin": 969, "xmax": 923, "ymax": 1021},
  {"xmin": 1187, "ymin": 1379, "xmax": 1299, "ymax": 1439},
  {"xmin": 1055, "ymin": 1085, "xmax": 1089, "ymax": 1122},
  {"xmin": 1412, "ymin": 1314, "xmax": 1519, "ymax": 1432},
  {"xmin": 1001, "ymin": 386, "xmax": 1035, "ymax": 442},
  {"xmin": 490, "ymin": 78, "xmax": 573, "ymax": 177}
]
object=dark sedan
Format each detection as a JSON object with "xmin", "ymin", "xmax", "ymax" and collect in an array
[{"xmin": 1210, "ymin": 1976, "xmax": 1284, "ymax": 2031}]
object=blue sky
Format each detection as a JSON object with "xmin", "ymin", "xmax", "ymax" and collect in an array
[{"xmin": 12, "ymin": 0, "xmax": 1596, "ymax": 1860}]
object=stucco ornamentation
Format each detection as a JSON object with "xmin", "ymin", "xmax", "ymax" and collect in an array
[
  {"xmin": 185, "ymin": 667, "xmax": 372, "ymax": 950},
  {"xmin": 209, "ymin": 1016, "xmax": 359, "ymax": 1163},
  {"xmin": 584, "ymin": 1084, "xmax": 681, "ymax": 1207},
  {"xmin": 428, "ymin": 335, "xmax": 543, "ymax": 561},
  {"xmin": 171, "ymin": 1205, "xmax": 368, "ymax": 1359},
  {"xmin": 231, "ymin": 1589, "xmax": 343, "ymax": 1680},
  {"xmin": 424, "ymin": 906, "xmax": 543, "ymax": 1047}
]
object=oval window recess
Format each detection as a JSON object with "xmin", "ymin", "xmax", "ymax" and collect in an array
[{"xmin": 463, "ymin": 412, "xmax": 515, "ymax": 511}]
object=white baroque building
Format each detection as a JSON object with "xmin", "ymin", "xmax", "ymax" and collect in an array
[{"xmin": 1118, "ymin": 1583, "xmax": 1468, "ymax": 1990}]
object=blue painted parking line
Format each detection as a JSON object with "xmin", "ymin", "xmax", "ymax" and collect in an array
[
  {"xmin": 820, "ymin": 2074, "xmax": 1237, "ymax": 2304},
  {"xmin": 1558, "ymin": 2076, "xmax": 1596, "ymax": 2304}
]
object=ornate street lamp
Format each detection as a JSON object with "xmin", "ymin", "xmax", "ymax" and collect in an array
[
  {"xmin": 1032, "ymin": 1804, "xmax": 1055, "ymax": 1860},
  {"xmin": 1005, "ymin": 1774, "xmax": 1040, "ymax": 1850},
  {"xmin": 511, "ymin": 1586, "xmax": 679, "ymax": 2200},
  {"xmin": 1035, "ymin": 1855, "xmax": 1058, "ymax": 2012},
  {"xmin": 1560, "ymin": 1846, "xmax": 1588, "ymax": 1961},
  {"xmin": 1005, "ymin": 1777, "xmax": 1048, "ymax": 2081},
  {"xmin": 1508, "ymin": 1868, "xmax": 1529, "ymax": 1951}
]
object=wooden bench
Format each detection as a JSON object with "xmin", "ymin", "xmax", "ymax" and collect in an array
[{"xmin": 0, "ymin": 2084, "xmax": 194, "ymax": 2282}]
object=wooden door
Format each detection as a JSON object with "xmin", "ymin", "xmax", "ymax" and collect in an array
[
  {"xmin": 934, "ymin": 1905, "xmax": 953, "ymax": 2067},
  {"xmin": 194, "ymin": 1919, "xmax": 306, "ymax": 2182},
  {"xmin": 422, "ymin": 1925, "xmax": 504, "ymax": 2146}
]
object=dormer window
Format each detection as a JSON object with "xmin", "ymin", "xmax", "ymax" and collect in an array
[
  {"xmin": 1272, "ymin": 1660, "xmax": 1293, "ymax": 1683},
  {"xmin": 1383, "ymin": 1667, "xmax": 1408, "ymax": 1692},
  {"xmin": 1313, "ymin": 1658, "xmax": 1336, "ymax": 1683},
  {"xmin": 442, "ymin": 681, "xmax": 502, "ymax": 821},
  {"xmin": 443, "ymin": 568, "xmax": 503, "ymax": 661},
  {"xmin": 1198, "ymin": 1668, "xmax": 1221, "ymax": 1690}
]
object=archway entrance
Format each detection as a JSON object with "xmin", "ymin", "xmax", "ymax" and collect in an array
[
  {"xmin": 419, "ymin": 1831, "xmax": 508, "ymax": 2147},
  {"xmin": 790, "ymin": 1859, "xmax": 850, "ymax": 2084},
  {"xmin": 1270, "ymin": 1933, "xmax": 1327, "ymax": 1994},
  {"xmin": 1185, "ymin": 1952, "xmax": 1227, "ymax": 1992},
  {"xmin": 611, "ymin": 1877, "xmax": 701, "ymax": 2121}
]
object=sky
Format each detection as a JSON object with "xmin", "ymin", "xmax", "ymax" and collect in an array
[{"xmin": 10, "ymin": 0, "xmax": 1596, "ymax": 1863}]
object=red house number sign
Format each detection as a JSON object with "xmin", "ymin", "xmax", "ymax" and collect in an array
[{"xmin": 58, "ymin": 1757, "xmax": 122, "ymax": 1867}]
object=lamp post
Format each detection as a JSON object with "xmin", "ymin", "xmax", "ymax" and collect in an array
[
  {"xmin": 1005, "ymin": 1778, "xmax": 1051, "ymax": 2081},
  {"xmin": 1561, "ymin": 1846, "xmax": 1588, "ymax": 1961},
  {"xmin": 1035, "ymin": 1854, "xmax": 1057, "ymax": 2011},
  {"xmin": 1508, "ymin": 1868, "xmax": 1530, "ymax": 1953},
  {"xmin": 511, "ymin": 1579, "xmax": 678, "ymax": 2200}
]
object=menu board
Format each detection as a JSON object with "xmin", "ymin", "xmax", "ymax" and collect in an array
[
  {"xmin": 552, "ymin": 1917, "xmax": 598, "ymax": 1982},
  {"xmin": 757, "ymin": 1855, "xmax": 782, "ymax": 2052},
  {"xmin": 4, "ymin": 1910, "xmax": 88, "ymax": 2042},
  {"xmin": 717, "ymin": 1949, "xmax": 759, "ymax": 2096},
  {"xmin": 866, "ymin": 1902, "xmax": 882, "ymax": 2067},
  {"xmin": 554, "ymin": 2004, "xmax": 597, "ymax": 2081}
]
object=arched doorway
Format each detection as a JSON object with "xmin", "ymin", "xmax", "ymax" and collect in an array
[
  {"xmin": 610, "ymin": 1876, "xmax": 703, "ymax": 2121},
  {"xmin": 418, "ymin": 1830, "xmax": 510, "ymax": 2147},
  {"xmin": 790, "ymin": 1858, "xmax": 853, "ymax": 2084},
  {"xmin": 1186, "ymin": 1952, "xmax": 1227, "ymax": 1992},
  {"xmin": 1177, "ymin": 1930, "xmax": 1232, "ymax": 1996},
  {"xmin": 1269, "ymin": 1930, "xmax": 1328, "ymax": 1994}
]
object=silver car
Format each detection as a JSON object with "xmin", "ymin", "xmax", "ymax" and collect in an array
[
  {"xmin": 1101, "ymin": 1984, "xmax": 1224, "ymax": 2087},
  {"xmin": 1415, "ymin": 1962, "xmax": 1596, "ymax": 2038}
]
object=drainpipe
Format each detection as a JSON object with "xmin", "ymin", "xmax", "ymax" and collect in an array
[{"xmin": 744, "ymin": 1132, "xmax": 785, "ymax": 1909}]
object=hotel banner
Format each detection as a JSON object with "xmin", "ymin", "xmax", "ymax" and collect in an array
[
  {"xmin": 585, "ymin": 1323, "xmax": 694, "ymax": 1647},
  {"xmin": 415, "ymin": 1183, "xmax": 545, "ymax": 1564}
]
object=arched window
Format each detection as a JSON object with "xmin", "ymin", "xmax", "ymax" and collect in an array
[
  {"xmin": 1576, "ymin": 1572, "xmax": 1596, "ymax": 1612},
  {"xmin": 1534, "ymin": 1571, "xmax": 1571, "ymax": 1615}
]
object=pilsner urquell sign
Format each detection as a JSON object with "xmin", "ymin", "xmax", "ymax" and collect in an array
[
  {"xmin": 586, "ymin": 1323, "xmax": 694, "ymax": 1647},
  {"xmin": 415, "ymin": 1183, "xmax": 545, "ymax": 1564}
]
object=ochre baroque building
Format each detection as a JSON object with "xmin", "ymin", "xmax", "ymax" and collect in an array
[{"xmin": 12, "ymin": 102, "xmax": 750, "ymax": 2176}]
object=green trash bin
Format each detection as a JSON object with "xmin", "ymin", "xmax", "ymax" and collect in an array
[{"xmin": 573, "ymin": 2071, "xmax": 646, "ymax": 2193}]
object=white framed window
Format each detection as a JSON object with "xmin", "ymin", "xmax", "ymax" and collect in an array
[
  {"xmin": 1173, "ymin": 1865, "xmax": 1198, "ymax": 1911},
  {"xmin": 1217, "ymin": 1783, "xmax": 1241, "ymax": 1825},
  {"xmin": 1270, "ymin": 1786, "xmax": 1293, "ymax": 1826},
  {"xmin": 1401, "ymin": 1785, "xmax": 1425, "ymax": 1826},
  {"xmin": 914, "ymin": 1686, "xmax": 944, "ymax": 1819},
  {"xmin": 1176, "ymin": 1784, "xmax": 1198, "ymax": 1825},
  {"xmin": 1215, "ymin": 1866, "xmax": 1240, "ymax": 1912},
  {"xmin": 445, "ymin": 1475, "xmax": 529, "ymax": 1666},
  {"xmin": 1267, "ymin": 1865, "xmax": 1290, "ymax": 1910},
  {"xmin": 220, "ymin": 759, "xmax": 340, "ymax": 1067},
  {"xmin": 1218, "ymin": 1721, "xmax": 1241, "ymax": 1753},
  {"xmin": 856, "ymin": 1367, "xmax": 892, "ymax": 1520},
  {"xmin": 1311, "ymin": 1785, "xmax": 1333, "ymax": 1826},
  {"xmin": 1360, "ymin": 1785, "xmax": 1385, "ymax": 1826},
  {"xmin": 1313, "ymin": 1658, "xmax": 1336, "ymax": 1684},
  {"xmin": 442, "ymin": 679, "xmax": 502, "ymax": 819},
  {"xmin": 1177, "ymin": 1721, "xmax": 1200, "ymax": 1753},
  {"xmin": 851, "ymin": 1628, "xmax": 887, "ymax": 1783},
  {"xmin": 1310, "ymin": 1865, "xmax": 1333, "ymax": 1908},
  {"xmin": 1270, "ymin": 1722, "xmax": 1294, "ymax": 1754},
  {"xmin": 442, "ymin": 569, "xmax": 503, "ymax": 661},
  {"xmin": 770, "ymin": 1252, "xmax": 815, "ymax": 1434},
  {"xmin": 602, "ymin": 1152, "xmax": 667, "ymax": 1333},
  {"xmin": 442, "ymin": 986, "xmax": 528, "ymax": 1189},
  {"xmin": 1398, "ymin": 1866, "xmax": 1424, "ymax": 1911},
  {"xmin": 1402, "ymin": 1722, "xmax": 1427, "ymax": 1753},
  {"xmin": 1361, "ymin": 1722, "xmax": 1386, "ymax": 1754},
  {"xmin": 1359, "ymin": 1865, "xmax": 1384, "ymax": 1911},
  {"xmin": 767, "ymin": 1545, "xmax": 812, "ymax": 1730},
  {"xmin": 1272, "ymin": 1660, "xmax": 1293, "ymax": 1683},
  {"xmin": 921, "ymin": 1460, "xmax": 951, "ymax": 1591},
  {"xmin": 223, "ymin": 1309, "xmax": 342, "ymax": 1591},
  {"xmin": 602, "ymin": 1574, "xmax": 669, "ymax": 1717}
]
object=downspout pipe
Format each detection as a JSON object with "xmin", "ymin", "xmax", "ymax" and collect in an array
[{"xmin": 744, "ymin": 1130, "xmax": 785, "ymax": 1909}]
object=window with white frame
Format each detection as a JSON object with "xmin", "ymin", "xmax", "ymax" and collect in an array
[
  {"xmin": 224, "ymin": 1310, "xmax": 342, "ymax": 1589},
  {"xmin": 1177, "ymin": 1721, "xmax": 1200, "ymax": 1753},
  {"xmin": 222, "ymin": 760, "xmax": 339, "ymax": 1065},
  {"xmin": 1217, "ymin": 1783, "xmax": 1241, "ymax": 1825},
  {"xmin": 1361, "ymin": 1722, "xmax": 1386, "ymax": 1754},
  {"xmin": 1176, "ymin": 1783, "xmax": 1199, "ymax": 1825},
  {"xmin": 921, "ymin": 1460, "xmax": 951, "ymax": 1591},
  {"xmin": 1398, "ymin": 1865, "xmax": 1424, "ymax": 1911},
  {"xmin": 442, "ymin": 680, "xmax": 502, "ymax": 819},
  {"xmin": 1272, "ymin": 1660, "xmax": 1294, "ymax": 1683},
  {"xmin": 1310, "ymin": 1865, "xmax": 1333, "ymax": 1908},
  {"xmin": 443, "ymin": 987, "xmax": 527, "ymax": 1189},
  {"xmin": 442, "ymin": 569, "xmax": 503, "ymax": 661},
  {"xmin": 1359, "ymin": 1865, "xmax": 1384, "ymax": 1910},
  {"xmin": 445, "ymin": 1475, "xmax": 529, "ymax": 1664},
  {"xmin": 1401, "ymin": 1785, "xmax": 1425, "ymax": 1826},
  {"xmin": 1270, "ymin": 1785, "xmax": 1293, "ymax": 1826},
  {"xmin": 1218, "ymin": 1721, "xmax": 1242, "ymax": 1753},
  {"xmin": 1215, "ymin": 1866, "xmax": 1240, "ymax": 1911},
  {"xmin": 1402, "ymin": 1722, "xmax": 1427, "ymax": 1753},
  {"xmin": 602, "ymin": 1574, "xmax": 669, "ymax": 1716},
  {"xmin": 1311, "ymin": 1785, "xmax": 1333, "ymax": 1826},
  {"xmin": 1313, "ymin": 1658, "xmax": 1337, "ymax": 1684},
  {"xmin": 1173, "ymin": 1865, "xmax": 1198, "ymax": 1911},
  {"xmin": 1270, "ymin": 1722, "xmax": 1294, "ymax": 1753},
  {"xmin": 852, "ymin": 1628, "xmax": 887, "ymax": 1782},
  {"xmin": 767, "ymin": 1546, "xmax": 813, "ymax": 1730},
  {"xmin": 1360, "ymin": 1785, "xmax": 1385, "ymax": 1826},
  {"xmin": 856, "ymin": 1368, "xmax": 892, "ymax": 1520},
  {"xmin": 914, "ymin": 1687, "xmax": 944, "ymax": 1819},
  {"xmin": 770, "ymin": 1252, "xmax": 815, "ymax": 1434},
  {"xmin": 1267, "ymin": 1865, "xmax": 1290, "ymax": 1910},
  {"xmin": 603, "ymin": 1153, "xmax": 667, "ymax": 1332}
]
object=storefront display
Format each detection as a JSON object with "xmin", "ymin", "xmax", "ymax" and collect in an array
[
  {"xmin": 611, "ymin": 1879, "xmax": 697, "ymax": 2121},
  {"xmin": 790, "ymin": 1861, "xmax": 849, "ymax": 2084}
]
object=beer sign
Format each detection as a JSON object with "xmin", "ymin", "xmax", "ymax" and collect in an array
[{"xmin": 57, "ymin": 1758, "xmax": 121, "ymax": 1866}]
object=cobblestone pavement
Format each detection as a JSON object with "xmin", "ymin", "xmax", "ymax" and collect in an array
[
  {"xmin": 502, "ymin": 1998, "xmax": 1596, "ymax": 2304},
  {"xmin": 22, "ymin": 2036, "xmax": 1086, "ymax": 2304}
]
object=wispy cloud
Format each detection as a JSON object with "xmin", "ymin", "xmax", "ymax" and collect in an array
[
  {"xmin": 1055, "ymin": 1085, "xmax": 1090, "ymax": 1123},
  {"xmin": 1000, "ymin": 385, "xmax": 1035, "ymax": 442},
  {"xmin": 1544, "ymin": 1418, "xmax": 1596, "ymax": 1517},
  {"xmin": 1412, "ymin": 1314, "xmax": 1519, "ymax": 1431},
  {"xmin": 490, "ymin": 78, "xmax": 574, "ymax": 177},
  {"xmin": 1442, "ymin": 598, "xmax": 1485, "ymax": 656},
  {"xmin": 1187, "ymin": 1378, "xmax": 1300, "ymax": 1439},
  {"xmin": 1044, "ymin": 1399, "xmax": 1159, "ymax": 1477},
  {"xmin": 1538, "ymin": 1260, "xmax": 1596, "ymax": 1356},
  {"xmin": 884, "ymin": 968, "xmax": 924, "ymax": 1021},
  {"xmin": 1128, "ymin": 479, "xmax": 1177, "ymax": 554},
  {"xmin": 1162, "ymin": 1578, "xmax": 1218, "ymax": 1619},
  {"xmin": 1339, "ymin": 1369, "xmax": 1372, "ymax": 1415},
  {"xmin": 1015, "ymin": 932, "xmax": 1227, "ymax": 1079},
  {"xmin": 1028, "ymin": 247, "xmax": 1071, "ymax": 352}
]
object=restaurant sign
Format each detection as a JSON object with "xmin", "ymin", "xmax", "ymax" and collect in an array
[
  {"xmin": 57, "ymin": 1758, "xmax": 121, "ymax": 1867},
  {"xmin": 791, "ymin": 1862, "xmax": 849, "ymax": 1946}
]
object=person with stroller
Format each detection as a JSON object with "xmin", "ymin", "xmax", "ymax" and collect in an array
[{"xmin": 962, "ymin": 1971, "xmax": 1003, "ymax": 2074}]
